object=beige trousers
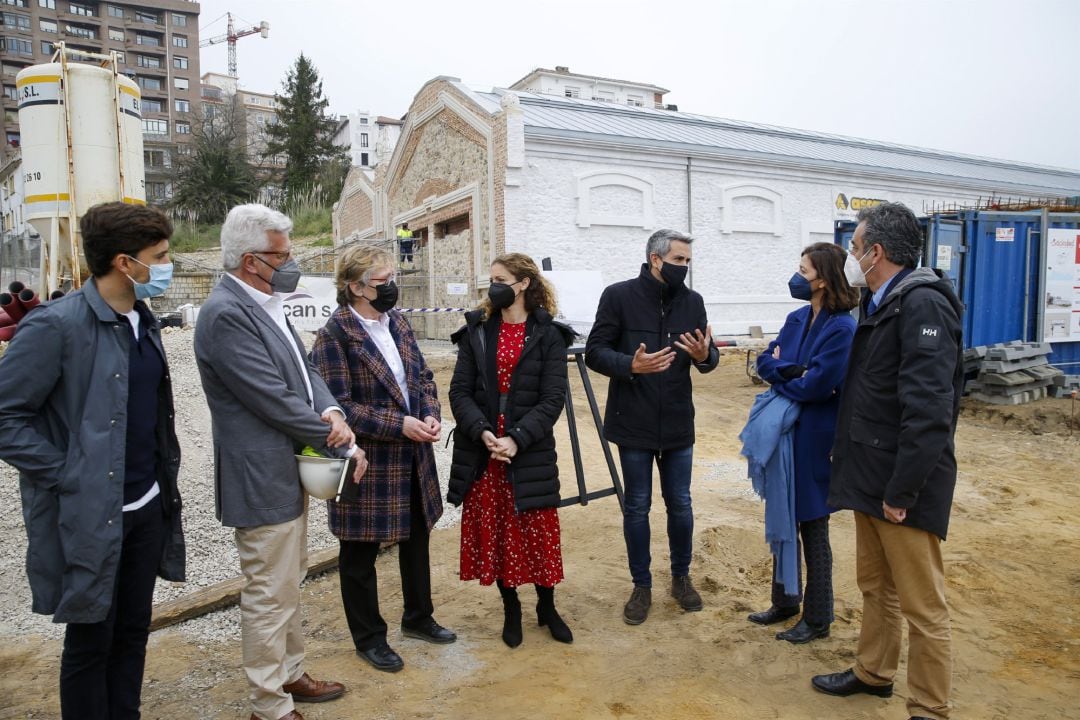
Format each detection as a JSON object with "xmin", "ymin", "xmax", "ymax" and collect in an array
[
  {"xmin": 853, "ymin": 511, "xmax": 952, "ymax": 720},
  {"xmin": 234, "ymin": 509, "xmax": 309, "ymax": 720}
]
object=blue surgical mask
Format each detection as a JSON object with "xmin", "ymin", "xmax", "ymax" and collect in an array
[
  {"xmin": 126, "ymin": 256, "xmax": 174, "ymax": 299},
  {"xmin": 787, "ymin": 272, "xmax": 813, "ymax": 301}
]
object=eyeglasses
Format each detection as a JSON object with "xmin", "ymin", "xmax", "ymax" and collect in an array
[{"xmin": 253, "ymin": 249, "xmax": 293, "ymax": 263}]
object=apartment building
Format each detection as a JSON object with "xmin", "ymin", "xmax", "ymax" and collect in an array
[
  {"xmin": 333, "ymin": 110, "xmax": 403, "ymax": 169},
  {"xmin": 0, "ymin": 0, "xmax": 201, "ymax": 203},
  {"xmin": 201, "ymin": 71, "xmax": 284, "ymax": 172}
]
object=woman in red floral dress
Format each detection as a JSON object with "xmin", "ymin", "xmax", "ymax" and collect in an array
[{"xmin": 448, "ymin": 253, "xmax": 576, "ymax": 647}]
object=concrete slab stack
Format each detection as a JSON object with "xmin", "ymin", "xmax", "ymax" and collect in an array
[{"xmin": 965, "ymin": 341, "xmax": 1063, "ymax": 405}]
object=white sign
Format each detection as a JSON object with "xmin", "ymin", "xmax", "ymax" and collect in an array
[
  {"xmin": 935, "ymin": 245, "xmax": 953, "ymax": 270},
  {"xmin": 1042, "ymin": 228, "xmax": 1080, "ymax": 343},
  {"xmin": 996, "ymin": 227, "xmax": 1015, "ymax": 242},
  {"xmin": 544, "ymin": 270, "xmax": 606, "ymax": 338},
  {"xmin": 282, "ymin": 276, "xmax": 337, "ymax": 332},
  {"xmin": 446, "ymin": 282, "xmax": 468, "ymax": 296}
]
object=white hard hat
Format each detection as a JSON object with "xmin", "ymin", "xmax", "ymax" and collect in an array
[{"xmin": 295, "ymin": 454, "xmax": 348, "ymax": 500}]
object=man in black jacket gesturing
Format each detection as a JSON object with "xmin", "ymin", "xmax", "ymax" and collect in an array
[
  {"xmin": 585, "ymin": 229, "xmax": 718, "ymax": 625},
  {"xmin": 811, "ymin": 203, "xmax": 962, "ymax": 720}
]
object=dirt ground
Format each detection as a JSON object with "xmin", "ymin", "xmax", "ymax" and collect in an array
[{"xmin": 1, "ymin": 352, "xmax": 1078, "ymax": 720}]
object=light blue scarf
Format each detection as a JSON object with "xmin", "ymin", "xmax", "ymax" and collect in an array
[{"xmin": 739, "ymin": 387, "xmax": 801, "ymax": 595}]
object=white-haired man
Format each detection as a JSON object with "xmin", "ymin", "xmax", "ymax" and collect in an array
[{"xmin": 194, "ymin": 204, "xmax": 368, "ymax": 720}]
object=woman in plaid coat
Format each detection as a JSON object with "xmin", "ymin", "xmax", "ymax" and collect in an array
[{"xmin": 311, "ymin": 244, "xmax": 456, "ymax": 675}]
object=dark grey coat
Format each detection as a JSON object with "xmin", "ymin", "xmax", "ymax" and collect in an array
[{"xmin": 0, "ymin": 279, "xmax": 185, "ymax": 623}]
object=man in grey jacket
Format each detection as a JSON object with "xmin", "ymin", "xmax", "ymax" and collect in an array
[
  {"xmin": 0, "ymin": 202, "xmax": 185, "ymax": 719},
  {"xmin": 194, "ymin": 204, "xmax": 367, "ymax": 720}
]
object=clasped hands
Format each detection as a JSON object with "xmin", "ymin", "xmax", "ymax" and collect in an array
[
  {"xmin": 631, "ymin": 325, "xmax": 713, "ymax": 374},
  {"xmin": 481, "ymin": 429, "xmax": 518, "ymax": 464}
]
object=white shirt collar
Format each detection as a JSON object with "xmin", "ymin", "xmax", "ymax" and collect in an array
[
  {"xmin": 348, "ymin": 304, "xmax": 389, "ymax": 328},
  {"xmin": 226, "ymin": 272, "xmax": 279, "ymax": 308}
]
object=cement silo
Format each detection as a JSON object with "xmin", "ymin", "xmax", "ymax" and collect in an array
[{"xmin": 17, "ymin": 44, "xmax": 146, "ymax": 295}]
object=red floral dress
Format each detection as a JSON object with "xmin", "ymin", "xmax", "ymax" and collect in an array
[{"xmin": 459, "ymin": 320, "xmax": 564, "ymax": 588}]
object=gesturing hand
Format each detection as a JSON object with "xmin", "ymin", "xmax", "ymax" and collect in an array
[
  {"xmin": 674, "ymin": 325, "xmax": 713, "ymax": 363},
  {"xmin": 403, "ymin": 416, "xmax": 438, "ymax": 443},
  {"xmin": 631, "ymin": 343, "xmax": 675, "ymax": 374}
]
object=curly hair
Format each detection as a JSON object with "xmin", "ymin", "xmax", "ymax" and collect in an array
[
  {"xmin": 479, "ymin": 252, "xmax": 559, "ymax": 319},
  {"xmin": 802, "ymin": 242, "xmax": 860, "ymax": 312}
]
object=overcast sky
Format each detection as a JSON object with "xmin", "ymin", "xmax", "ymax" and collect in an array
[{"xmin": 197, "ymin": 0, "xmax": 1080, "ymax": 171}]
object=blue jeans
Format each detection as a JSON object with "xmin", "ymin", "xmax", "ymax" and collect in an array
[{"xmin": 619, "ymin": 445, "xmax": 694, "ymax": 588}]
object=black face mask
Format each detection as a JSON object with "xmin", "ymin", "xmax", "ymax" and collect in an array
[
  {"xmin": 366, "ymin": 280, "xmax": 398, "ymax": 313},
  {"xmin": 659, "ymin": 261, "xmax": 688, "ymax": 290},
  {"xmin": 488, "ymin": 281, "xmax": 519, "ymax": 311}
]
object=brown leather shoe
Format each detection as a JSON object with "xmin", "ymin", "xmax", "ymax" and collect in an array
[
  {"xmin": 282, "ymin": 672, "xmax": 346, "ymax": 703},
  {"xmin": 249, "ymin": 712, "xmax": 303, "ymax": 720}
]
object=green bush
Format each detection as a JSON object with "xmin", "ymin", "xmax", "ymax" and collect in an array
[
  {"xmin": 290, "ymin": 205, "xmax": 333, "ymax": 238},
  {"xmin": 170, "ymin": 221, "xmax": 223, "ymax": 253}
]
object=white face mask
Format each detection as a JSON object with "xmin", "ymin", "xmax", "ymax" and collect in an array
[{"xmin": 844, "ymin": 247, "xmax": 874, "ymax": 288}]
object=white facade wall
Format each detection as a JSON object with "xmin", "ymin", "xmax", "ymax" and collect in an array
[
  {"xmin": 0, "ymin": 158, "xmax": 27, "ymax": 237},
  {"xmin": 524, "ymin": 75, "xmax": 655, "ymax": 106},
  {"xmin": 505, "ymin": 141, "xmax": 986, "ymax": 335}
]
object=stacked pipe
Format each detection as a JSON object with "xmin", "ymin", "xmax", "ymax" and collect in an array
[{"xmin": 0, "ymin": 281, "xmax": 58, "ymax": 342}]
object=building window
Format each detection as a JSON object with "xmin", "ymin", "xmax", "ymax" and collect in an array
[
  {"xmin": 40, "ymin": 40, "xmax": 53, "ymax": 54},
  {"xmin": 146, "ymin": 181, "xmax": 166, "ymax": 199},
  {"xmin": 134, "ymin": 10, "xmax": 157, "ymax": 24},
  {"xmin": 172, "ymin": 55, "xmax": 187, "ymax": 70},
  {"xmin": 176, "ymin": 143, "xmax": 190, "ymax": 155},
  {"xmin": 626, "ymin": 95, "xmax": 644, "ymax": 107},
  {"xmin": 114, "ymin": 50, "xmax": 123, "ymax": 62},
  {"xmin": 360, "ymin": 152, "xmax": 369, "ymax": 166},
  {"xmin": 141, "ymin": 98, "xmax": 162, "ymax": 113},
  {"xmin": 68, "ymin": 2, "xmax": 94, "ymax": 17},
  {"xmin": 2, "ymin": 84, "xmax": 14, "ymax": 99},
  {"xmin": 141, "ymin": 119, "xmax": 166, "ymax": 134},
  {"xmin": 359, "ymin": 133, "xmax": 368, "ymax": 148},
  {"xmin": 171, "ymin": 13, "xmax": 185, "ymax": 26},
  {"xmin": 137, "ymin": 76, "xmax": 161, "ymax": 91},
  {"xmin": 4, "ymin": 13, "xmax": 31, "ymax": 31},
  {"xmin": 174, "ymin": 98, "xmax": 188, "ymax": 112},
  {"xmin": 38, "ymin": 0, "xmax": 55, "ymax": 8},
  {"xmin": 564, "ymin": 86, "xmax": 580, "ymax": 99},
  {"xmin": 143, "ymin": 149, "xmax": 166, "ymax": 167},
  {"xmin": 136, "ymin": 54, "xmax": 161, "ymax": 68},
  {"xmin": 358, "ymin": 117, "xmax": 368, "ymax": 125},
  {"xmin": 135, "ymin": 34, "xmax": 160, "ymax": 46},
  {"xmin": 64, "ymin": 24, "xmax": 95, "ymax": 39},
  {"xmin": 595, "ymin": 90, "xmax": 615, "ymax": 102},
  {"xmin": 108, "ymin": 27, "xmax": 123, "ymax": 41},
  {"xmin": 5, "ymin": 38, "xmax": 32, "ymax": 55},
  {"xmin": 172, "ymin": 34, "xmax": 187, "ymax": 48},
  {"xmin": 175, "ymin": 121, "xmax": 190, "ymax": 134},
  {"xmin": 106, "ymin": 4, "xmax": 122, "ymax": 17},
  {"xmin": 3, "ymin": 0, "xmax": 29, "ymax": 7},
  {"xmin": 39, "ymin": 18, "xmax": 56, "ymax": 32},
  {"xmin": 173, "ymin": 76, "xmax": 188, "ymax": 90}
]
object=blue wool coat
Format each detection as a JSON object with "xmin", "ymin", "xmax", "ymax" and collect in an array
[{"xmin": 756, "ymin": 306, "xmax": 856, "ymax": 522}]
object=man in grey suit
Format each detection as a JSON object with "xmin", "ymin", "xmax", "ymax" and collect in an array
[{"xmin": 194, "ymin": 204, "xmax": 368, "ymax": 720}]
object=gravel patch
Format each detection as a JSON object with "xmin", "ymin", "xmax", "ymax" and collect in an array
[{"xmin": 0, "ymin": 327, "xmax": 459, "ymax": 641}]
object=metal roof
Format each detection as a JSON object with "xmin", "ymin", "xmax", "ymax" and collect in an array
[{"xmin": 466, "ymin": 87, "xmax": 1080, "ymax": 195}]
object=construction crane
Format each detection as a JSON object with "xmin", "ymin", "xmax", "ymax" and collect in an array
[{"xmin": 199, "ymin": 13, "xmax": 270, "ymax": 78}]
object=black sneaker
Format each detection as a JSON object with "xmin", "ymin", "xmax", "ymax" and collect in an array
[
  {"xmin": 671, "ymin": 575, "xmax": 703, "ymax": 612},
  {"xmin": 623, "ymin": 586, "xmax": 652, "ymax": 625}
]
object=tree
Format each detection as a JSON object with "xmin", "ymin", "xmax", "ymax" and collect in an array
[
  {"xmin": 169, "ymin": 94, "xmax": 260, "ymax": 223},
  {"xmin": 263, "ymin": 53, "xmax": 348, "ymax": 209}
]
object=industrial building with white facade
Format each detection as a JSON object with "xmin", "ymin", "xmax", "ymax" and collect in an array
[{"xmin": 333, "ymin": 68, "xmax": 1080, "ymax": 338}]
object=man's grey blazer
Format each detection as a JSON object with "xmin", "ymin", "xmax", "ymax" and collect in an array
[{"xmin": 194, "ymin": 275, "xmax": 338, "ymax": 528}]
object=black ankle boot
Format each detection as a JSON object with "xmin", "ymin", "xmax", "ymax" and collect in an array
[
  {"xmin": 535, "ymin": 585, "xmax": 573, "ymax": 644},
  {"xmin": 497, "ymin": 580, "xmax": 522, "ymax": 648}
]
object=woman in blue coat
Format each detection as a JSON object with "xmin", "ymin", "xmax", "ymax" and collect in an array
[{"xmin": 748, "ymin": 242, "xmax": 859, "ymax": 644}]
